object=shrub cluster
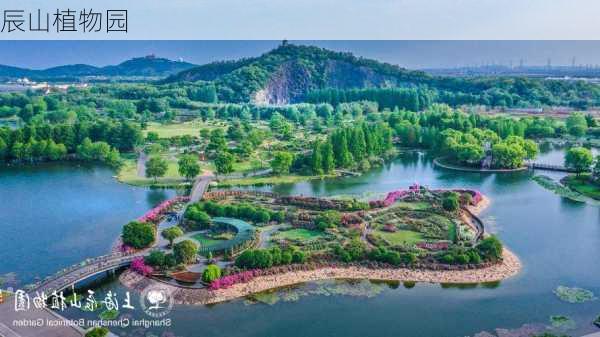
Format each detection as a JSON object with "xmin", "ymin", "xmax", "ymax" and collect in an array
[
  {"xmin": 368, "ymin": 247, "xmax": 418, "ymax": 266},
  {"xmin": 235, "ymin": 247, "xmax": 306, "ymax": 269},
  {"xmin": 144, "ymin": 250, "xmax": 178, "ymax": 269},
  {"xmin": 122, "ymin": 221, "xmax": 154, "ymax": 249},
  {"xmin": 192, "ymin": 201, "xmax": 285, "ymax": 224},
  {"xmin": 202, "ymin": 264, "xmax": 222, "ymax": 283},
  {"xmin": 315, "ymin": 210, "xmax": 342, "ymax": 230}
]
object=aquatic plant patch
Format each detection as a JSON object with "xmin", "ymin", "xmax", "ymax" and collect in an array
[
  {"xmin": 549, "ymin": 315, "xmax": 576, "ymax": 330},
  {"xmin": 553, "ymin": 286, "xmax": 597, "ymax": 303}
]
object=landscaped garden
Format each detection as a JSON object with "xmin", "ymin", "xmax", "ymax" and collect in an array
[{"xmin": 121, "ymin": 184, "xmax": 502, "ymax": 292}]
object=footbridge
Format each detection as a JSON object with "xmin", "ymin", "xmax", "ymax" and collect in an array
[
  {"xmin": 190, "ymin": 172, "xmax": 215, "ymax": 202},
  {"xmin": 30, "ymin": 252, "xmax": 139, "ymax": 295},
  {"xmin": 0, "ymin": 253, "xmax": 139, "ymax": 337},
  {"xmin": 527, "ymin": 162, "xmax": 578, "ymax": 173}
]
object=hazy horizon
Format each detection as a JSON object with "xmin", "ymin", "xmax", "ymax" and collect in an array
[{"xmin": 2, "ymin": 41, "xmax": 600, "ymax": 71}]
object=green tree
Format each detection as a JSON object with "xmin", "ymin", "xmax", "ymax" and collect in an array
[
  {"xmin": 202, "ymin": 264, "xmax": 222, "ymax": 283},
  {"xmin": 566, "ymin": 112, "xmax": 588, "ymax": 137},
  {"xmin": 320, "ymin": 141, "xmax": 335, "ymax": 173},
  {"xmin": 178, "ymin": 154, "xmax": 200, "ymax": 181},
  {"xmin": 214, "ymin": 151, "xmax": 235, "ymax": 174},
  {"xmin": 161, "ymin": 226, "xmax": 184, "ymax": 247},
  {"xmin": 173, "ymin": 240, "xmax": 198, "ymax": 264},
  {"xmin": 477, "ymin": 236, "xmax": 503, "ymax": 261},
  {"xmin": 442, "ymin": 192, "xmax": 460, "ymax": 212},
  {"xmin": 145, "ymin": 156, "xmax": 168, "ymax": 182},
  {"xmin": 184, "ymin": 205, "xmax": 212, "ymax": 229},
  {"xmin": 208, "ymin": 129, "xmax": 227, "ymax": 152},
  {"xmin": 271, "ymin": 151, "xmax": 294, "ymax": 175},
  {"xmin": 122, "ymin": 221, "xmax": 154, "ymax": 249},
  {"xmin": 565, "ymin": 146, "xmax": 594, "ymax": 176},
  {"xmin": 145, "ymin": 250, "xmax": 166, "ymax": 267},
  {"xmin": 311, "ymin": 141, "xmax": 323, "ymax": 175}
]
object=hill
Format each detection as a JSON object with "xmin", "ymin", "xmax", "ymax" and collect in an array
[
  {"xmin": 0, "ymin": 55, "xmax": 197, "ymax": 80},
  {"xmin": 164, "ymin": 43, "xmax": 600, "ymax": 108},
  {"xmin": 164, "ymin": 43, "xmax": 432, "ymax": 103}
]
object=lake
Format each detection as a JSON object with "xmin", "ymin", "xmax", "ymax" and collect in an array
[
  {"xmin": 3, "ymin": 147, "xmax": 600, "ymax": 337},
  {"xmin": 0, "ymin": 162, "xmax": 177, "ymax": 286}
]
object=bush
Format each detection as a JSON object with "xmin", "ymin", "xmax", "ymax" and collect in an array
[
  {"xmin": 271, "ymin": 211, "xmax": 286, "ymax": 223},
  {"xmin": 440, "ymin": 254, "xmax": 455, "ymax": 264},
  {"xmin": 477, "ymin": 236, "xmax": 503, "ymax": 261},
  {"xmin": 292, "ymin": 250, "xmax": 306, "ymax": 263},
  {"xmin": 281, "ymin": 251, "xmax": 292, "ymax": 264},
  {"xmin": 161, "ymin": 226, "xmax": 184, "ymax": 247},
  {"xmin": 122, "ymin": 221, "xmax": 154, "ymax": 249},
  {"xmin": 254, "ymin": 209, "xmax": 271, "ymax": 223},
  {"xmin": 202, "ymin": 264, "xmax": 222, "ymax": 283},
  {"xmin": 235, "ymin": 248, "xmax": 303, "ymax": 269},
  {"xmin": 184, "ymin": 204, "xmax": 211, "ymax": 230},
  {"xmin": 173, "ymin": 240, "xmax": 198, "ymax": 264},
  {"xmin": 86, "ymin": 327, "xmax": 109, "ymax": 337},
  {"xmin": 442, "ymin": 192, "xmax": 460, "ymax": 212},
  {"xmin": 316, "ymin": 210, "xmax": 342, "ymax": 230},
  {"xmin": 145, "ymin": 250, "xmax": 166, "ymax": 267}
]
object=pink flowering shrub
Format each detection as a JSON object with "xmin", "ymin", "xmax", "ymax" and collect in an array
[
  {"xmin": 209, "ymin": 270, "xmax": 262, "ymax": 290},
  {"xmin": 370, "ymin": 189, "xmax": 409, "ymax": 208},
  {"xmin": 368, "ymin": 185, "xmax": 482, "ymax": 209},
  {"xmin": 119, "ymin": 244, "xmax": 135, "ymax": 254},
  {"xmin": 138, "ymin": 196, "xmax": 190, "ymax": 223},
  {"xmin": 131, "ymin": 257, "xmax": 154, "ymax": 276}
]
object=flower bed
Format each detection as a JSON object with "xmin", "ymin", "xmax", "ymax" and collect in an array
[{"xmin": 138, "ymin": 196, "xmax": 190, "ymax": 223}]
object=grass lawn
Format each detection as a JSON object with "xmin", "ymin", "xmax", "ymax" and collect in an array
[
  {"xmin": 394, "ymin": 201, "xmax": 431, "ymax": 211},
  {"xmin": 191, "ymin": 233, "xmax": 222, "ymax": 248},
  {"xmin": 144, "ymin": 120, "xmax": 220, "ymax": 138},
  {"xmin": 117, "ymin": 157, "xmax": 187, "ymax": 187},
  {"xmin": 563, "ymin": 174, "xmax": 600, "ymax": 200},
  {"xmin": 375, "ymin": 229, "xmax": 423, "ymax": 246},
  {"xmin": 274, "ymin": 228, "xmax": 324, "ymax": 241},
  {"xmin": 220, "ymin": 173, "xmax": 336, "ymax": 187}
]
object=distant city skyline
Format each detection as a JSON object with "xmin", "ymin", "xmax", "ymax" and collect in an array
[{"xmin": 2, "ymin": 41, "xmax": 600, "ymax": 71}]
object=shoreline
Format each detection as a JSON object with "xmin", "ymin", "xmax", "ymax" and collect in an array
[
  {"xmin": 119, "ymin": 248, "xmax": 521, "ymax": 306},
  {"xmin": 433, "ymin": 157, "xmax": 528, "ymax": 173},
  {"xmin": 119, "ymin": 192, "xmax": 522, "ymax": 305}
]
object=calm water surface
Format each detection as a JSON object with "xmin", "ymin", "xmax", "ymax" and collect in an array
[
  {"xmin": 0, "ymin": 162, "xmax": 177, "ymax": 285},
  {"xmin": 3, "ymin": 148, "xmax": 600, "ymax": 337}
]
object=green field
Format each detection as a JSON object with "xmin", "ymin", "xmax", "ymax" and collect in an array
[
  {"xmin": 192, "ymin": 233, "xmax": 223, "ymax": 248},
  {"xmin": 374, "ymin": 229, "xmax": 423, "ymax": 246},
  {"xmin": 144, "ymin": 120, "xmax": 220, "ymax": 138},
  {"xmin": 274, "ymin": 228, "xmax": 324, "ymax": 241}
]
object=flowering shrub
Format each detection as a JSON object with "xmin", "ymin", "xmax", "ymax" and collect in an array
[
  {"xmin": 369, "ymin": 189, "xmax": 409, "ymax": 208},
  {"xmin": 209, "ymin": 270, "xmax": 262, "ymax": 290},
  {"xmin": 369, "ymin": 186, "xmax": 482, "ymax": 209},
  {"xmin": 138, "ymin": 196, "xmax": 190, "ymax": 223},
  {"xmin": 119, "ymin": 244, "xmax": 135, "ymax": 254},
  {"xmin": 130, "ymin": 257, "xmax": 154, "ymax": 276}
]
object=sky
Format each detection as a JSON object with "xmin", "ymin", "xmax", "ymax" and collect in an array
[
  {"xmin": 0, "ymin": 0, "xmax": 599, "ymax": 39},
  {"xmin": 2, "ymin": 41, "xmax": 600, "ymax": 70}
]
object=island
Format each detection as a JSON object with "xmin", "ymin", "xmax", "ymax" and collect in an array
[{"xmin": 116, "ymin": 184, "xmax": 520, "ymax": 305}]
